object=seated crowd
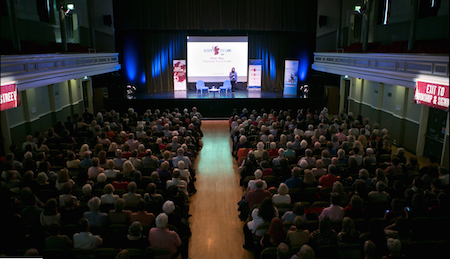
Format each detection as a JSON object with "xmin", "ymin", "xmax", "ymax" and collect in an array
[
  {"xmin": 231, "ymin": 107, "xmax": 449, "ymax": 259},
  {"xmin": 0, "ymin": 106, "xmax": 203, "ymax": 259}
]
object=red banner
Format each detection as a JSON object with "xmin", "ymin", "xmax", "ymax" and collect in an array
[
  {"xmin": 414, "ymin": 81, "xmax": 449, "ymax": 111},
  {"xmin": 1, "ymin": 84, "xmax": 20, "ymax": 111}
]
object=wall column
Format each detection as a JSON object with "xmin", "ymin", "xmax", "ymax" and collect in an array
[
  {"xmin": 398, "ymin": 87, "xmax": 409, "ymax": 147},
  {"xmin": 376, "ymin": 83, "xmax": 384, "ymax": 125},
  {"xmin": 6, "ymin": 0, "xmax": 21, "ymax": 51},
  {"xmin": 1, "ymin": 111, "xmax": 12, "ymax": 156},
  {"xmin": 416, "ymin": 105, "xmax": 429, "ymax": 156}
]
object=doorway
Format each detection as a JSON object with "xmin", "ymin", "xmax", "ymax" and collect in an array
[{"xmin": 423, "ymin": 108, "xmax": 447, "ymax": 161}]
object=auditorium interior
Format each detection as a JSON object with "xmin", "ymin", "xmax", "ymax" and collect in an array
[{"xmin": 0, "ymin": 0, "xmax": 449, "ymax": 258}]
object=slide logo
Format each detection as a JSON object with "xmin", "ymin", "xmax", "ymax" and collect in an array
[{"xmin": 203, "ymin": 46, "xmax": 232, "ymax": 55}]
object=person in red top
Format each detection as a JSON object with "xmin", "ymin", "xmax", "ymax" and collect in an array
[
  {"xmin": 319, "ymin": 164, "xmax": 340, "ymax": 189},
  {"xmin": 245, "ymin": 180, "xmax": 271, "ymax": 208},
  {"xmin": 268, "ymin": 142, "xmax": 279, "ymax": 157},
  {"xmin": 261, "ymin": 161, "xmax": 274, "ymax": 177},
  {"xmin": 112, "ymin": 172, "xmax": 129, "ymax": 190}
]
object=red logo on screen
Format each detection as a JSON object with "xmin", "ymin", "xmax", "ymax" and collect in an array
[{"xmin": 213, "ymin": 46, "xmax": 220, "ymax": 55}]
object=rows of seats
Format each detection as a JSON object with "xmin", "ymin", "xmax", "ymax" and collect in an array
[
  {"xmin": 0, "ymin": 107, "xmax": 203, "ymax": 258},
  {"xmin": 230, "ymin": 107, "xmax": 449, "ymax": 259}
]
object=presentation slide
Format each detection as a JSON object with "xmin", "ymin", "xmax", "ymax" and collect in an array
[{"xmin": 187, "ymin": 36, "xmax": 248, "ymax": 83}]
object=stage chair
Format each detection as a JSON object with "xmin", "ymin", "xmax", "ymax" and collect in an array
[
  {"xmin": 219, "ymin": 80, "xmax": 232, "ymax": 95},
  {"xmin": 196, "ymin": 80, "xmax": 208, "ymax": 95}
]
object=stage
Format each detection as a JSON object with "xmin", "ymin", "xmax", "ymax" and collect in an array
[{"xmin": 104, "ymin": 89, "xmax": 327, "ymax": 118}]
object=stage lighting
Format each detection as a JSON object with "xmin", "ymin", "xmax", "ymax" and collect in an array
[
  {"xmin": 344, "ymin": 75, "xmax": 349, "ymax": 78},
  {"xmin": 67, "ymin": 3, "xmax": 74, "ymax": 10},
  {"xmin": 355, "ymin": 6, "xmax": 361, "ymax": 12}
]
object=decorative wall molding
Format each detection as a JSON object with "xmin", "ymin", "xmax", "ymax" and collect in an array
[
  {"xmin": 313, "ymin": 53, "xmax": 449, "ymax": 88},
  {"xmin": 1, "ymin": 53, "xmax": 121, "ymax": 91}
]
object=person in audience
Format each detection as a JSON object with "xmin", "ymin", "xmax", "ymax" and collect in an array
[
  {"xmin": 364, "ymin": 240, "xmax": 377, "ymax": 259},
  {"xmin": 66, "ymin": 151, "xmax": 81, "ymax": 168},
  {"xmin": 59, "ymin": 182, "xmax": 76, "ymax": 207},
  {"xmin": 384, "ymin": 217, "xmax": 411, "ymax": 244},
  {"xmin": 260, "ymin": 160, "xmax": 273, "ymax": 176},
  {"xmin": 73, "ymin": 218, "xmax": 103, "ymax": 250},
  {"xmin": 87, "ymin": 157, "xmax": 105, "ymax": 179},
  {"xmin": 80, "ymin": 151, "xmax": 92, "ymax": 168},
  {"xmin": 123, "ymin": 181, "xmax": 142, "ymax": 206},
  {"xmin": 406, "ymin": 156, "xmax": 420, "ymax": 173},
  {"xmin": 369, "ymin": 181, "xmax": 389, "ymax": 203},
  {"xmin": 371, "ymin": 168, "xmax": 388, "ymax": 187},
  {"xmin": 309, "ymin": 216, "xmax": 337, "ymax": 247},
  {"xmin": 83, "ymin": 197, "xmax": 108, "ymax": 227},
  {"xmin": 428, "ymin": 192, "xmax": 450, "ymax": 218},
  {"xmin": 55, "ymin": 168, "xmax": 75, "ymax": 191},
  {"xmin": 282, "ymin": 202, "xmax": 307, "ymax": 223},
  {"xmin": 382, "ymin": 238, "xmax": 406, "ymax": 259},
  {"xmin": 260, "ymin": 218, "xmax": 286, "ymax": 248},
  {"xmin": 321, "ymin": 150, "xmax": 332, "ymax": 167},
  {"xmin": 286, "ymin": 216, "xmax": 310, "ymax": 247},
  {"xmin": 349, "ymin": 147, "xmax": 363, "ymax": 165},
  {"xmin": 144, "ymin": 183, "xmax": 164, "ymax": 215},
  {"xmin": 407, "ymin": 193, "xmax": 428, "ymax": 219},
  {"xmin": 123, "ymin": 221, "xmax": 150, "ymax": 248},
  {"xmin": 105, "ymin": 159, "xmax": 119, "ymax": 178},
  {"xmin": 385, "ymin": 198, "xmax": 407, "ymax": 224},
  {"xmin": 319, "ymin": 164, "xmax": 340, "ymax": 189},
  {"xmin": 101, "ymin": 183, "xmax": 119, "ymax": 204},
  {"xmin": 245, "ymin": 180, "xmax": 271, "ymax": 209},
  {"xmin": 109, "ymin": 198, "xmax": 132, "ymax": 224},
  {"xmin": 302, "ymin": 169, "xmax": 317, "ymax": 189},
  {"xmin": 284, "ymin": 141, "xmax": 296, "ymax": 157},
  {"xmin": 331, "ymin": 181, "xmax": 348, "ymax": 204},
  {"xmin": 172, "ymin": 147, "xmax": 191, "ymax": 169},
  {"xmin": 40, "ymin": 198, "xmax": 60, "ymax": 226},
  {"xmin": 312, "ymin": 159, "xmax": 327, "ymax": 179},
  {"xmin": 299, "ymin": 149, "xmax": 316, "ymax": 167},
  {"xmin": 284, "ymin": 167, "xmax": 303, "ymax": 189},
  {"xmin": 244, "ymin": 197, "xmax": 278, "ymax": 248},
  {"xmin": 253, "ymin": 141, "xmax": 265, "ymax": 160},
  {"xmin": 157, "ymin": 161, "xmax": 172, "ymax": 184},
  {"xmin": 272, "ymin": 183, "xmax": 291, "ymax": 204},
  {"xmin": 130, "ymin": 199, "xmax": 155, "ymax": 226},
  {"xmin": 129, "ymin": 150, "xmax": 142, "ymax": 170},
  {"xmin": 319, "ymin": 193, "xmax": 345, "ymax": 221},
  {"xmin": 439, "ymin": 166, "xmax": 449, "ymax": 186},
  {"xmin": 114, "ymin": 150, "xmax": 127, "ymax": 167},
  {"xmin": 148, "ymin": 213, "xmax": 182, "ymax": 259},
  {"xmin": 141, "ymin": 149, "xmax": 159, "ymax": 170},
  {"xmin": 337, "ymin": 149, "xmax": 347, "ymax": 165},
  {"xmin": 166, "ymin": 168, "xmax": 188, "ymax": 196},
  {"xmin": 290, "ymin": 244, "xmax": 315, "ymax": 259},
  {"xmin": 272, "ymin": 148, "xmax": 285, "ymax": 168},
  {"xmin": 122, "ymin": 160, "xmax": 136, "ymax": 177},
  {"xmin": 337, "ymin": 217, "xmax": 359, "ymax": 245},
  {"xmin": 112, "ymin": 172, "xmax": 129, "ymax": 190},
  {"xmin": 384, "ymin": 156, "xmax": 404, "ymax": 176},
  {"xmin": 45, "ymin": 222, "xmax": 72, "ymax": 250}
]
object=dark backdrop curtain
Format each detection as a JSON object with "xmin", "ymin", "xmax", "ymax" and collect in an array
[{"xmin": 144, "ymin": 31, "xmax": 187, "ymax": 92}]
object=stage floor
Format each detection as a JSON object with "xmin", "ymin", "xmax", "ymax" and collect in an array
[{"xmin": 131, "ymin": 89, "xmax": 302, "ymax": 99}]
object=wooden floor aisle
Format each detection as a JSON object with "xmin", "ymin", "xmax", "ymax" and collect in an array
[{"xmin": 188, "ymin": 120, "xmax": 254, "ymax": 259}]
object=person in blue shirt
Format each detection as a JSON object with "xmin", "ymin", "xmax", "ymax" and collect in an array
[{"xmin": 285, "ymin": 167, "xmax": 303, "ymax": 189}]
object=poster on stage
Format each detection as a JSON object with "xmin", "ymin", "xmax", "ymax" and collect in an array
[
  {"xmin": 414, "ymin": 81, "xmax": 449, "ymax": 111},
  {"xmin": 173, "ymin": 60, "xmax": 187, "ymax": 91},
  {"xmin": 248, "ymin": 60, "xmax": 261, "ymax": 90},
  {"xmin": 283, "ymin": 60, "xmax": 298, "ymax": 95},
  {"xmin": 1, "ymin": 83, "xmax": 20, "ymax": 111}
]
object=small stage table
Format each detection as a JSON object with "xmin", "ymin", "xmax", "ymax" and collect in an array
[{"xmin": 208, "ymin": 88, "xmax": 220, "ymax": 97}]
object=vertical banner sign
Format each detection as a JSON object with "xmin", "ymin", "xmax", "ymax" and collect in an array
[
  {"xmin": 414, "ymin": 81, "xmax": 449, "ymax": 111},
  {"xmin": 283, "ymin": 60, "xmax": 298, "ymax": 95},
  {"xmin": 248, "ymin": 60, "xmax": 262, "ymax": 90},
  {"xmin": 173, "ymin": 60, "xmax": 187, "ymax": 91},
  {"xmin": 1, "ymin": 84, "xmax": 20, "ymax": 111}
]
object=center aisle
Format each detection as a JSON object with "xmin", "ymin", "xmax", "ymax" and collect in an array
[{"xmin": 188, "ymin": 120, "xmax": 254, "ymax": 259}]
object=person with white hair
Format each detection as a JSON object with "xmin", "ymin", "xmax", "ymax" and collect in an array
[
  {"xmin": 382, "ymin": 238, "xmax": 404, "ymax": 259},
  {"xmin": 253, "ymin": 142, "xmax": 265, "ymax": 160},
  {"xmin": 272, "ymin": 183, "xmax": 291, "ymax": 204},
  {"xmin": 148, "ymin": 213, "xmax": 181, "ymax": 258},
  {"xmin": 83, "ymin": 197, "xmax": 108, "ymax": 227},
  {"xmin": 247, "ymin": 169, "xmax": 268, "ymax": 191},
  {"xmin": 272, "ymin": 148, "xmax": 285, "ymax": 168},
  {"xmin": 299, "ymin": 149, "xmax": 316, "ymax": 167},
  {"xmin": 304, "ymin": 124, "xmax": 315, "ymax": 138}
]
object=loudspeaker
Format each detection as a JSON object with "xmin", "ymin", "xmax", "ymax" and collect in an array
[
  {"xmin": 318, "ymin": 15, "xmax": 327, "ymax": 27},
  {"xmin": 103, "ymin": 15, "xmax": 112, "ymax": 26}
]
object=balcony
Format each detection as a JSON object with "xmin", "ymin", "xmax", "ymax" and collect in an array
[
  {"xmin": 1, "ymin": 53, "xmax": 121, "ymax": 90},
  {"xmin": 312, "ymin": 52, "xmax": 449, "ymax": 87}
]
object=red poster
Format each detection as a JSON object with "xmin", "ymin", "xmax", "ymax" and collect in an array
[
  {"xmin": 414, "ymin": 81, "xmax": 449, "ymax": 111},
  {"xmin": 1, "ymin": 84, "xmax": 20, "ymax": 111}
]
